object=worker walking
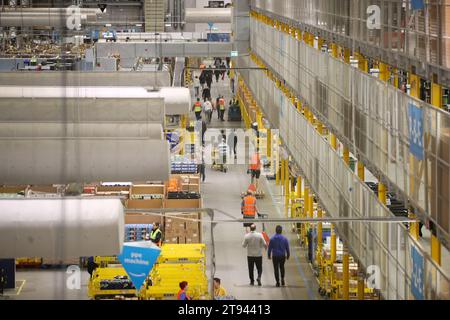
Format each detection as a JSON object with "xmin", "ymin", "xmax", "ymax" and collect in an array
[
  {"xmin": 249, "ymin": 149, "xmax": 262, "ymax": 189},
  {"xmin": 228, "ymin": 129, "xmax": 238, "ymax": 160},
  {"xmin": 213, "ymin": 278, "xmax": 227, "ymax": 298},
  {"xmin": 202, "ymin": 87, "xmax": 211, "ymax": 102},
  {"xmin": 241, "ymin": 190, "xmax": 258, "ymax": 232},
  {"xmin": 267, "ymin": 225, "xmax": 290, "ymax": 287},
  {"xmin": 203, "ymin": 99, "xmax": 213, "ymax": 124},
  {"xmin": 193, "ymin": 98, "xmax": 202, "ymax": 120},
  {"xmin": 177, "ymin": 281, "xmax": 192, "ymax": 300},
  {"xmin": 218, "ymin": 96, "xmax": 226, "ymax": 121},
  {"xmin": 242, "ymin": 224, "xmax": 267, "ymax": 286},
  {"xmin": 193, "ymin": 75, "xmax": 200, "ymax": 97},
  {"xmin": 149, "ymin": 222, "xmax": 163, "ymax": 247}
]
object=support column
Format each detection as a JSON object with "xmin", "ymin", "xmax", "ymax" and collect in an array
[
  {"xmin": 357, "ymin": 273, "xmax": 365, "ymax": 300},
  {"xmin": 317, "ymin": 208, "xmax": 323, "ymax": 253},
  {"xmin": 296, "ymin": 176, "xmax": 302, "ymax": 199},
  {"xmin": 331, "ymin": 43, "xmax": 338, "ymax": 58},
  {"xmin": 304, "ymin": 186, "xmax": 310, "ymax": 217},
  {"xmin": 431, "ymin": 82, "xmax": 442, "ymax": 109},
  {"xmin": 308, "ymin": 195, "xmax": 314, "ymax": 218},
  {"xmin": 267, "ymin": 128, "xmax": 272, "ymax": 158},
  {"xmin": 331, "ymin": 226, "xmax": 337, "ymax": 263},
  {"xmin": 379, "ymin": 62, "xmax": 390, "ymax": 82},
  {"xmin": 342, "ymin": 246, "xmax": 350, "ymax": 300},
  {"xmin": 344, "ymin": 48, "xmax": 351, "ymax": 64},
  {"xmin": 276, "ymin": 156, "xmax": 280, "ymax": 186},
  {"xmin": 281, "ymin": 157, "xmax": 285, "ymax": 187}
]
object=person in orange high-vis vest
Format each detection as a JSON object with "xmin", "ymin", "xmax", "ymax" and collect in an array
[
  {"xmin": 241, "ymin": 191, "xmax": 258, "ymax": 232},
  {"xmin": 218, "ymin": 96, "xmax": 226, "ymax": 121},
  {"xmin": 249, "ymin": 150, "xmax": 262, "ymax": 189},
  {"xmin": 193, "ymin": 98, "xmax": 203, "ymax": 120}
]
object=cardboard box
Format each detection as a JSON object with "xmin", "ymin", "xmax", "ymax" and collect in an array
[
  {"xmin": 164, "ymin": 198, "xmax": 201, "ymax": 209},
  {"xmin": 126, "ymin": 199, "xmax": 163, "ymax": 209},
  {"xmin": 29, "ymin": 185, "xmax": 58, "ymax": 193},
  {"xmin": 125, "ymin": 213, "xmax": 163, "ymax": 225},
  {"xmin": 185, "ymin": 234, "xmax": 200, "ymax": 243},
  {"xmin": 96, "ymin": 185, "xmax": 131, "ymax": 193},
  {"xmin": 132, "ymin": 185, "xmax": 165, "ymax": 195},
  {"xmin": 0, "ymin": 185, "xmax": 27, "ymax": 193}
]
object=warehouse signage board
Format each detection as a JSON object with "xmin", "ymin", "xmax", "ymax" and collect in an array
[
  {"xmin": 408, "ymin": 103, "xmax": 424, "ymax": 160},
  {"xmin": 118, "ymin": 242, "xmax": 161, "ymax": 291},
  {"xmin": 231, "ymin": 51, "xmax": 238, "ymax": 57},
  {"xmin": 411, "ymin": 245, "xmax": 425, "ymax": 300}
]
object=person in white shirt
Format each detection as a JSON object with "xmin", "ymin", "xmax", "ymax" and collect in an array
[
  {"xmin": 242, "ymin": 224, "xmax": 267, "ymax": 286},
  {"xmin": 193, "ymin": 75, "xmax": 200, "ymax": 97},
  {"xmin": 203, "ymin": 99, "xmax": 213, "ymax": 124}
]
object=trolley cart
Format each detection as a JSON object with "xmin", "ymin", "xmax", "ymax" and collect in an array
[
  {"xmin": 258, "ymin": 213, "xmax": 270, "ymax": 245},
  {"xmin": 211, "ymin": 147, "xmax": 228, "ymax": 173}
]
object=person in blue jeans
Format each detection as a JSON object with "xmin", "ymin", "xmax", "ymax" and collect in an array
[{"xmin": 267, "ymin": 225, "xmax": 290, "ymax": 287}]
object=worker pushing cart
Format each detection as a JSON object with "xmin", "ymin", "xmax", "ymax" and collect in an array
[{"xmin": 211, "ymin": 139, "xmax": 229, "ymax": 173}]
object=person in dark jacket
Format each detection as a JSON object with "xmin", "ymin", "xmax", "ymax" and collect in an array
[
  {"xmin": 214, "ymin": 66, "xmax": 221, "ymax": 83},
  {"xmin": 202, "ymin": 87, "xmax": 211, "ymax": 102},
  {"xmin": 267, "ymin": 225, "xmax": 290, "ymax": 287}
]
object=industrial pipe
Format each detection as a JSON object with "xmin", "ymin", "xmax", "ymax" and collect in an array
[
  {"xmin": 0, "ymin": 86, "xmax": 191, "ymax": 117},
  {"xmin": 0, "ymin": 123, "xmax": 164, "ymax": 140},
  {"xmin": 0, "ymin": 198, "xmax": 124, "ymax": 259},
  {"xmin": 184, "ymin": 8, "xmax": 231, "ymax": 23},
  {"xmin": 0, "ymin": 139, "xmax": 171, "ymax": 184}
]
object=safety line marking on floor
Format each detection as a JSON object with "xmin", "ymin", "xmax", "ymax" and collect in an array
[
  {"xmin": 16, "ymin": 280, "xmax": 26, "ymax": 296},
  {"xmin": 263, "ymin": 177, "xmax": 316, "ymax": 300}
]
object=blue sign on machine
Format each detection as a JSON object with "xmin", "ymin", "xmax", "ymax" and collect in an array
[
  {"xmin": 408, "ymin": 103, "xmax": 424, "ymax": 160},
  {"xmin": 411, "ymin": 0, "xmax": 425, "ymax": 10},
  {"xmin": 411, "ymin": 245, "xmax": 425, "ymax": 300},
  {"xmin": 118, "ymin": 242, "xmax": 161, "ymax": 291}
]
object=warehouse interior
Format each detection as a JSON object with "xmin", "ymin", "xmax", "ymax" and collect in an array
[{"xmin": 0, "ymin": 0, "xmax": 449, "ymax": 301}]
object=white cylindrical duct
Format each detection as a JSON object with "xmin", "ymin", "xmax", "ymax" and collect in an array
[
  {"xmin": 159, "ymin": 87, "xmax": 191, "ymax": 115},
  {"xmin": 0, "ymin": 198, "xmax": 124, "ymax": 259},
  {"xmin": 184, "ymin": 8, "xmax": 231, "ymax": 23},
  {"xmin": 0, "ymin": 139, "xmax": 170, "ymax": 184},
  {"xmin": 0, "ymin": 86, "xmax": 190, "ymax": 117},
  {"xmin": 0, "ymin": 123, "xmax": 164, "ymax": 140},
  {"xmin": 0, "ymin": 13, "xmax": 89, "ymax": 27}
]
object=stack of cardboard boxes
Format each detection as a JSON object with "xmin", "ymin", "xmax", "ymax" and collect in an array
[{"xmin": 164, "ymin": 213, "xmax": 201, "ymax": 244}]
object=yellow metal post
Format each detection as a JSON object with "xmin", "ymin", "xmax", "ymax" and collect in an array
[
  {"xmin": 317, "ymin": 122, "xmax": 324, "ymax": 135},
  {"xmin": 358, "ymin": 53, "xmax": 369, "ymax": 73},
  {"xmin": 285, "ymin": 161, "xmax": 290, "ymax": 209},
  {"xmin": 281, "ymin": 158, "xmax": 285, "ymax": 187},
  {"xmin": 331, "ymin": 226, "xmax": 337, "ymax": 263},
  {"xmin": 317, "ymin": 208, "xmax": 323, "ymax": 252},
  {"xmin": 344, "ymin": 48, "xmax": 351, "ymax": 64},
  {"xmin": 357, "ymin": 274, "xmax": 365, "ymax": 300},
  {"xmin": 276, "ymin": 158, "xmax": 280, "ymax": 186},
  {"xmin": 304, "ymin": 186, "xmax": 310, "ymax": 217},
  {"xmin": 409, "ymin": 73, "xmax": 420, "ymax": 99},
  {"xmin": 431, "ymin": 82, "xmax": 442, "ymax": 109},
  {"xmin": 296, "ymin": 176, "xmax": 302, "ymax": 199},
  {"xmin": 331, "ymin": 43, "xmax": 338, "ymax": 58},
  {"xmin": 343, "ymin": 147, "xmax": 350, "ymax": 166},
  {"xmin": 267, "ymin": 129, "xmax": 272, "ymax": 158},
  {"xmin": 393, "ymin": 68, "xmax": 399, "ymax": 88},
  {"xmin": 378, "ymin": 182, "xmax": 387, "ymax": 204},
  {"xmin": 342, "ymin": 246, "xmax": 350, "ymax": 300},
  {"xmin": 358, "ymin": 161, "xmax": 365, "ymax": 181},
  {"xmin": 431, "ymin": 235, "xmax": 441, "ymax": 265},
  {"xmin": 330, "ymin": 133, "xmax": 337, "ymax": 150},
  {"xmin": 308, "ymin": 195, "xmax": 314, "ymax": 218},
  {"xmin": 379, "ymin": 62, "xmax": 390, "ymax": 82}
]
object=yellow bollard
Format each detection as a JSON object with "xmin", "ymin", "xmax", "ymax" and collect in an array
[
  {"xmin": 317, "ymin": 208, "xmax": 323, "ymax": 252},
  {"xmin": 378, "ymin": 182, "xmax": 387, "ymax": 204},
  {"xmin": 431, "ymin": 234, "xmax": 441, "ymax": 265}
]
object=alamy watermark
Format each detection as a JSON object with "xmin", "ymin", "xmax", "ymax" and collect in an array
[{"xmin": 367, "ymin": 5, "xmax": 381, "ymax": 30}]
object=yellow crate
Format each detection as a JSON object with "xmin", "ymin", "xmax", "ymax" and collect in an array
[
  {"xmin": 94, "ymin": 256, "xmax": 119, "ymax": 267},
  {"xmin": 88, "ymin": 267, "xmax": 137, "ymax": 299}
]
